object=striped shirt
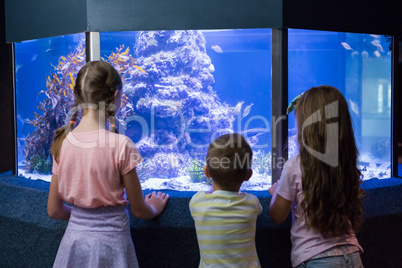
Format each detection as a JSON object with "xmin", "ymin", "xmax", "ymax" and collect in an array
[{"xmin": 190, "ymin": 190, "xmax": 263, "ymax": 268}]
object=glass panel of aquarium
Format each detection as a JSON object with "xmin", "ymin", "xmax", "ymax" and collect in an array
[
  {"xmin": 288, "ymin": 29, "xmax": 391, "ymax": 180},
  {"xmin": 15, "ymin": 33, "xmax": 86, "ymax": 180},
  {"xmin": 100, "ymin": 29, "xmax": 272, "ymax": 190}
]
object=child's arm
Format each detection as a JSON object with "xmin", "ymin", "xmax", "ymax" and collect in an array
[
  {"xmin": 268, "ymin": 182, "xmax": 292, "ymax": 224},
  {"xmin": 123, "ymin": 168, "xmax": 169, "ymax": 220},
  {"xmin": 47, "ymin": 174, "xmax": 72, "ymax": 221}
]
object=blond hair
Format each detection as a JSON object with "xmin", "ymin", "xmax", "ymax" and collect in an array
[{"xmin": 51, "ymin": 61, "xmax": 122, "ymax": 163}]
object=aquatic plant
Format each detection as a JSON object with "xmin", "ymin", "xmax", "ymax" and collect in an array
[
  {"xmin": 186, "ymin": 159, "xmax": 210, "ymax": 185},
  {"xmin": 28, "ymin": 155, "xmax": 53, "ymax": 174},
  {"xmin": 130, "ymin": 30, "xmax": 238, "ymax": 163},
  {"xmin": 252, "ymin": 150, "xmax": 271, "ymax": 176}
]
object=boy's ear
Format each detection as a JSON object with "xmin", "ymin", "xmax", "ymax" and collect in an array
[
  {"xmin": 244, "ymin": 169, "xmax": 253, "ymax": 182},
  {"xmin": 203, "ymin": 165, "xmax": 211, "ymax": 178}
]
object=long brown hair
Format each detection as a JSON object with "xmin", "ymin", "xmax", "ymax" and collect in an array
[
  {"xmin": 51, "ymin": 61, "xmax": 122, "ymax": 163},
  {"xmin": 295, "ymin": 85, "xmax": 364, "ymax": 237}
]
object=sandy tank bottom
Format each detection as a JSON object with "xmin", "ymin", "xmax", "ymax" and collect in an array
[{"xmin": 17, "ymin": 168, "xmax": 272, "ymax": 191}]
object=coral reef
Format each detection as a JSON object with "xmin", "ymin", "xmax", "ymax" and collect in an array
[{"xmin": 126, "ymin": 30, "xmax": 239, "ymax": 176}]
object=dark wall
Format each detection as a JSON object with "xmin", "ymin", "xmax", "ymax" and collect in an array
[
  {"xmin": 0, "ymin": 0, "xmax": 15, "ymax": 174},
  {"xmin": 398, "ymin": 40, "xmax": 402, "ymax": 165},
  {"xmin": 283, "ymin": 0, "xmax": 402, "ymax": 35}
]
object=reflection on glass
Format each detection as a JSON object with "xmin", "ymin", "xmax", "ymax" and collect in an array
[{"xmin": 288, "ymin": 29, "xmax": 391, "ymax": 180}]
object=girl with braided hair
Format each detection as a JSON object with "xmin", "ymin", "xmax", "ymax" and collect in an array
[{"xmin": 47, "ymin": 61, "xmax": 169, "ymax": 267}]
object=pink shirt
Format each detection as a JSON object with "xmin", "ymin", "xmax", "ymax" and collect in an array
[
  {"xmin": 276, "ymin": 156, "xmax": 363, "ymax": 267},
  {"xmin": 52, "ymin": 130, "xmax": 143, "ymax": 208}
]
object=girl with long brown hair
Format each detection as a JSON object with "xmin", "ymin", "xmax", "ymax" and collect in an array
[
  {"xmin": 269, "ymin": 85, "xmax": 364, "ymax": 267},
  {"xmin": 47, "ymin": 61, "xmax": 169, "ymax": 267}
]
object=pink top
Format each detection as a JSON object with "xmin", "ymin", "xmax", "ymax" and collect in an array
[
  {"xmin": 52, "ymin": 130, "xmax": 143, "ymax": 208},
  {"xmin": 276, "ymin": 156, "xmax": 363, "ymax": 267}
]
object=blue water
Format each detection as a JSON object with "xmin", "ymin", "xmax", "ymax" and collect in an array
[
  {"xmin": 287, "ymin": 29, "xmax": 392, "ymax": 180},
  {"xmin": 14, "ymin": 29, "xmax": 392, "ymax": 189}
]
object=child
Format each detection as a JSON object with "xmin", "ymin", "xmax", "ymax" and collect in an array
[
  {"xmin": 47, "ymin": 61, "xmax": 169, "ymax": 268},
  {"xmin": 190, "ymin": 133, "xmax": 263, "ymax": 268},
  {"xmin": 269, "ymin": 85, "xmax": 364, "ymax": 267}
]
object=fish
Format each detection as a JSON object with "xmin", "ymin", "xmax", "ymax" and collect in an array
[
  {"xmin": 341, "ymin": 42, "xmax": 353, "ymax": 50},
  {"xmin": 242, "ymin": 103, "xmax": 253, "ymax": 119},
  {"xmin": 349, "ymin": 99, "xmax": 359, "ymax": 116},
  {"xmin": 234, "ymin": 101, "xmax": 244, "ymax": 114},
  {"xmin": 211, "ymin": 45, "xmax": 223, "ymax": 53},
  {"xmin": 371, "ymin": 40, "xmax": 384, "ymax": 52},
  {"xmin": 31, "ymin": 54, "xmax": 38, "ymax": 61},
  {"xmin": 240, "ymin": 128, "xmax": 269, "ymax": 137},
  {"xmin": 15, "ymin": 64, "xmax": 22, "ymax": 73},
  {"xmin": 370, "ymin": 34, "xmax": 380, "ymax": 38},
  {"xmin": 374, "ymin": 50, "xmax": 381, "ymax": 57}
]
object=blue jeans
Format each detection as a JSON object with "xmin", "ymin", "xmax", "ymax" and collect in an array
[{"xmin": 295, "ymin": 252, "xmax": 363, "ymax": 268}]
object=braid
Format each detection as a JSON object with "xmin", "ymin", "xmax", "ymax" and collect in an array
[
  {"xmin": 106, "ymin": 96, "xmax": 117, "ymax": 133},
  {"xmin": 51, "ymin": 104, "xmax": 80, "ymax": 163}
]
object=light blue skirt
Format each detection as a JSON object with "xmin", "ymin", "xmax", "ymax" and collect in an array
[{"xmin": 53, "ymin": 205, "xmax": 138, "ymax": 268}]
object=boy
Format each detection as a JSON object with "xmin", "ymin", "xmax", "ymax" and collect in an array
[{"xmin": 190, "ymin": 133, "xmax": 262, "ymax": 268}]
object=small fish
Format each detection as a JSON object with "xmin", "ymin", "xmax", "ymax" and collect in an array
[
  {"xmin": 31, "ymin": 54, "xmax": 38, "ymax": 61},
  {"xmin": 341, "ymin": 42, "xmax": 353, "ymax": 50},
  {"xmin": 370, "ymin": 34, "xmax": 380, "ymax": 38},
  {"xmin": 234, "ymin": 101, "xmax": 244, "ymax": 114},
  {"xmin": 15, "ymin": 64, "xmax": 22, "ymax": 73},
  {"xmin": 211, "ymin": 45, "xmax": 223, "ymax": 53},
  {"xmin": 371, "ymin": 40, "xmax": 384, "ymax": 52},
  {"xmin": 242, "ymin": 103, "xmax": 254, "ymax": 119},
  {"xmin": 374, "ymin": 50, "xmax": 381, "ymax": 57},
  {"xmin": 349, "ymin": 99, "xmax": 359, "ymax": 116}
]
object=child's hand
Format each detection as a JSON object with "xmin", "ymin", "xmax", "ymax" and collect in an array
[
  {"xmin": 268, "ymin": 182, "xmax": 278, "ymax": 196},
  {"xmin": 145, "ymin": 191, "xmax": 169, "ymax": 217}
]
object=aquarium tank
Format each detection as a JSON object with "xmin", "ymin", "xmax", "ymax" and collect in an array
[
  {"xmin": 15, "ymin": 29, "xmax": 392, "ymax": 190},
  {"xmin": 15, "ymin": 29, "xmax": 272, "ymax": 191}
]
